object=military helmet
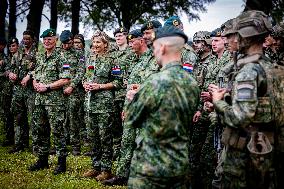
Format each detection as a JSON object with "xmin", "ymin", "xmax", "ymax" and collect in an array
[
  {"xmin": 221, "ymin": 18, "xmax": 238, "ymax": 36},
  {"xmin": 234, "ymin": 10, "xmax": 272, "ymax": 38},
  {"xmin": 193, "ymin": 31, "xmax": 212, "ymax": 45},
  {"xmin": 271, "ymin": 22, "xmax": 284, "ymax": 38}
]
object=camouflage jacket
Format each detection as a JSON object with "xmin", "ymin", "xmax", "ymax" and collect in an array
[
  {"xmin": 0, "ymin": 51, "xmax": 8, "ymax": 77},
  {"xmin": 126, "ymin": 61, "xmax": 200, "ymax": 177},
  {"xmin": 34, "ymin": 48, "xmax": 71, "ymax": 106},
  {"xmin": 59, "ymin": 48, "xmax": 85, "ymax": 95},
  {"xmin": 213, "ymin": 54, "xmax": 270, "ymax": 129},
  {"xmin": 110, "ymin": 47, "xmax": 137, "ymax": 101},
  {"xmin": 84, "ymin": 53, "xmax": 122, "ymax": 113}
]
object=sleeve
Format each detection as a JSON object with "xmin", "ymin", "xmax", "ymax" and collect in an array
[
  {"xmin": 213, "ymin": 66, "xmax": 258, "ymax": 129},
  {"xmin": 70, "ymin": 54, "xmax": 85, "ymax": 88},
  {"xmin": 59, "ymin": 55, "xmax": 71, "ymax": 79},
  {"xmin": 124, "ymin": 79, "xmax": 158, "ymax": 128},
  {"xmin": 110, "ymin": 57, "xmax": 123, "ymax": 88}
]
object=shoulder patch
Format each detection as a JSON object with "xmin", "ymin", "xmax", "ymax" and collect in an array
[{"xmin": 236, "ymin": 81, "xmax": 255, "ymax": 100}]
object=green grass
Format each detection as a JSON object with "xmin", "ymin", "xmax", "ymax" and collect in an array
[{"xmin": 0, "ymin": 122, "xmax": 126, "ymax": 189}]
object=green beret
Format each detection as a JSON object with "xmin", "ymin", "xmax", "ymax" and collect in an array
[
  {"xmin": 154, "ymin": 26, "xmax": 188, "ymax": 43},
  {"xmin": 128, "ymin": 29, "xmax": 143, "ymax": 40},
  {"xmin": 210, "ymin": 28, "xmax": 222, "ymax": 37},
  {"xmin": 40, "ymin": 28, "xmax": 56, "ymax": 38},
  {"xmin": 60, "ymin": 30, "xmax": 73, "ymax": 43},
  {"xmin": 164, "ymin": 16, "xmax": 182, "ymax": 27},
  {"xmin": 8, "ymin": 37, "xmax": 19, "ymax": 45},
  {"xmin": 113, "ymin": 27, "xmax": 128, "ymax": 36},
  {"xmin": 141, "ymin": 20, "xmax": 162, "ymax": 33}
]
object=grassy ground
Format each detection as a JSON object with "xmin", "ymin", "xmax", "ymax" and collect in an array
[{"xmin": 0, "ymin": 122, "xmax": 126, "ymax": 189}]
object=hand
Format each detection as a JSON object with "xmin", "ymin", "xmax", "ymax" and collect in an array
[
  {"xmin": 88, "ymin": 83, "xmax": 100, "ymax": 91},
  {"xmin": 64, "ymin": 86, "xmax": 73, "ymax": 95},
  {"xmin": 126, "ymin": 89, "xmax": 138, "ymax": 102},
  {"xmin": 21, "ymin": 75, "xmax": 31, "ymax": 87},
  {"xmin": 8, "ymin": 72, "xmax": 17, "ymax": 81},
  {"xmin": 34, "ymin": 82, "xmax": 48, "ymax": 93},
  {"xmin": 208, "ymin": 84, "xmax": 219, "ymax": 93},
  {"xmin": 121, "ymin": 111, "xmax": 125, "ymax": 121},
  {"xmin": 131, "ymin": 84, "xmax": 140, "ymax": 90},
  {"xmin": 212, "ymin": 88, "xmax": 227, "ymax": 102},
  {"xmin": 193, "ymin": 111, "xmax": 201, "ymax": 123},
  {"xmin": 0, "ymin": 60, "xmax": 3, "ymax": 66},
  {"xmin": 204, "ymin": 101, "xmax": 214, "ymax": 112},
  {"xmin": 201, "ymin": 92, "xmax": 212, "ymax": 102}
]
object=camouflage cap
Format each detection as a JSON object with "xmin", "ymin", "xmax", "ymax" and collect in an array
[
  {"xmin": 60, "ymin": 30, "xmax": 73, "ymax": 43},
  {"xmin": 91, "ymin": 30, "xmax": 109, "ymax": 43},
  {"xmin": 74, "ymin": 34, "xmax": 85, "ymax": 46},
  {"xmin": 40, "ymin": 28, "xmax": 56, "ymax": 38},
  {"xmin": 210, "ymin": 28, "xmax": 222, "ymax": 37},
  {"xmin": 128, "ymin": 29, "xmax": 143, "ymax": 41},
  {"xmin": 164, "ymin": 16, "xmax": 182, "ymax": 27},
  {"xmin": 141, "ymin": 20, "xmax": 162, "ymax": 33},
  {"xmin": 234, "ymin": 10, "xmax": 272, "ymax": 38},
  {"xmin": 113, "ymin": 27, "xmax": 128, "ymax": 36},
  {"xmin": 154, "ymin": 26, "xmax": 188, "ymax": 43},
  {"xmin": 0, "ymin": 37, "xmax": 7, "ymax": 45},
  {"xmin": 8, "ymin": 37, "xmax": 19, "ymax": 45},
  {"xmin": 193, "ymin": 31, "xmax": 212, "ymax": 45},
  {"xmin": 271, "ymin": 22, "xmax": 284, "ymax": 38}
]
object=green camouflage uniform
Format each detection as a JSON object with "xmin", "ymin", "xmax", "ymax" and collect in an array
[
  {"xmin": 0, "ymin": 51, "xmax": 14, "ymax": 145},
  {"xmin": 181, "ymin": 44, "xmax": 198, "ymax": 74},
  {"xmin": 7, "ymin": 46, "xmax": 37, "ymax": 149},
  {"xmin": 189, "ymin": 51, "xmax": 215, "ymax": 188},
  {"xmin": 60, "ymin": 48, "xmax": 85, "ymax": 152},
  {"xmin": 110, "ymin": 47, "xmax": 137, "ymax": 159},
  {"xmin": 198, "ymin": 50, "xmax": 232, "ymax": 188},
  {"xmin": 213, "ymin": 54, "xmax": 277, "ymax": 189},
  {"xmin": 84, "ymin": 53, "xmax": 122, "ymax": 172},
  {"xmin": 116, "ymin": 48, "xmax": 159, "ymax": 178},
  {"xmin": 127, "ymin": 61, "xmax": 200, "ymax": 189},
  {"xmin": 32, "ymin": 48, "xmax": 70, "ymax": 157}
]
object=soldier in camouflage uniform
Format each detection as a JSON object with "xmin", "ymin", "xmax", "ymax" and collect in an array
[
  {"xmin": 190, "ymin": 30, "xmax": 215, "ymax": 188},
  {"xmin": 196, "ymin": 28, "xmax": 232, "ymax": 189},
  {"xmin": 7, "ymin": 31, "xmax": 37, "ymax": 153},
  {"xmin": 164, "ymin": 16, "xmax": 199, "ymax": 73},
  {"xmin": 28, "ymin": 29, "xmax": 71, "ymax": 175},
  {"xmin": 141, "ymin": 20, "xmax": 162, "ymax": 47},
  {"xmin": 82, "ymin": 30, "xmax": 122, "ymax": 181},
  {"xmin": 209, "ymin": 11, "xmax": 280, "ymax": 188},
  {"xmin": 0, "ymin": 37, "xmax": 15, "ymax": 147},
  {"xmin": 59, "ymin": 30, "xmax": 85, "ymax": 156},
  {"xmin": 110, "ymin": 27, "xmax": 137, "ymax": 160},
  {"xmin": 269, "ymin": 22, "xmax": 284, "ymax": 65},
  {"xmin": 102, "ymin": 28, "xmax": 159, "ymax": 186},
  {"xmin": 127, "ymin": 26, "xmax": 200, "ymax": 189}
]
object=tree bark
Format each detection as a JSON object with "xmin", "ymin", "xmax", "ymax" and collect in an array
[
  {"xmin": 8, "ymin": 0, "xmax": 17, "ymax": 39},
  {"xmin": 50, "ymin": 0, "xmax": 58, "ymax": 31},
  {"xmin": 0, "ymin": 0, "xmax": 8, "ymax": 38},
  {"xmin": 26, "ymin": 0, "xmax": 45, "ymax": 42},
  {"xmin": 71, "ymin": 0, "xmax": 80, "ymax": 35}
]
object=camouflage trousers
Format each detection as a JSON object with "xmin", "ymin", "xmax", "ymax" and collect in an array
[
  {"xmin": 128, "ymin": 173, "xmax": 189, "ymax": 189},
  {"xmin": 66, "ymin": 94, "xmax": 85, "ymax": 150},
  {"xmin": 116, "ymin": 124, "xmax": 139, "ymax": 178},
  {"xmin": 11, "ymin": 85, "xmax": 35, "ymax": 148},
  {"xmin": 189, "ymin": 111, "xmax": 210, "ymax": 188},
  {"xmin": 32, "ymin": 104, "xmax": 67, "ymax": 157},
  {"xmin": 87, "ymin": 112, "xmax": 113, "ymax": 171},
  {"xmin": 212, "ymin": 143, "xmax": 277, "ymax": 189},
  {"xmin": 113, "ymin": 99, "xmax": 124, "ymax": 159},
  {"xmin": 0, "ymin": 79, "xmax": 14, "ymax": 145}
]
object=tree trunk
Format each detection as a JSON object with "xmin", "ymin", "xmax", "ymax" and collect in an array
[
  {"xmin": 50, "ymin": 0, "xmax": 58, "ymax": 31},
  {"xmin": 71, "ymin": 0, "xmax": 80, "ymax": 35},
  {"xmin": 0, "ymin": 0, "xmax": 8, "ymax": 38},
  {"xmin": 26, "ymin": 0, "xmax": 45, "ymax": 42},
  {"xmin": 8, "ymin": 0, "xmax": 17, "ymax": 39}
]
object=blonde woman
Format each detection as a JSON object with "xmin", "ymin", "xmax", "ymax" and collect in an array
[{"xmin": 82, "ymin": 30, "xmax": 122, "ymax": 181}]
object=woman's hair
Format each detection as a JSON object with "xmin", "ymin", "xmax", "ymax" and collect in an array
[{"xmin": 91, "ymin": 30, "xmax": 110, "ymax": 51}]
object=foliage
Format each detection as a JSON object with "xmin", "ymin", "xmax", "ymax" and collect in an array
[{"xmin": 57, "ymin": 0, "xmax": 216, "ymax": 31}]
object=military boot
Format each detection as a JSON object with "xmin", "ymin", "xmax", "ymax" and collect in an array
[
  {"xmin": 95, "ymin": 171, "xmax": 112, "ymax": 181},
  {"xmin": 102, "ymin": 175, "xmax": 128, "ymax": 186},
  {"xmin": 53, "ymin": 156, "xmax": 66, "ymax": 175},
  {"xmin": 28, "ymin": 155, "xmax": 49, "ymax": 171}
]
